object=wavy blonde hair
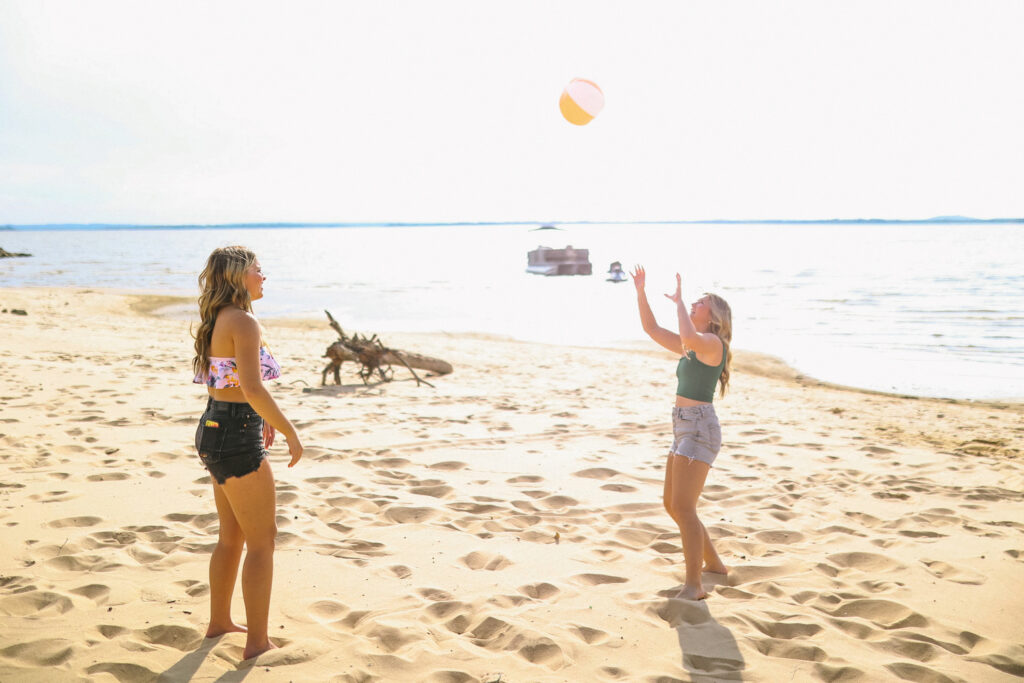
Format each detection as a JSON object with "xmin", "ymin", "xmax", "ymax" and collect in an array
[
  {"xmin": 191, "ymin": 246, "xmax": 257, "ymax": 377},
  {"xmin": 705, "ymin": 293, "xmax": 733, "ymax": 397}
]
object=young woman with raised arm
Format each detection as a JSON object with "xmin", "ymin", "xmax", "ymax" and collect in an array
[{"xmin": 631, "ymin": 265, "xmax": 733, "ymax": 600}]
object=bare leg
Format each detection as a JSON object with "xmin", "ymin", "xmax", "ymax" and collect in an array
[
  {"xmin": 665, "ymin": 455, "xmax": 712, "ymax": 599},
  {"xmin": 664, "ymin": 456, "xmax": 726, "ymax": 575},
  {"xmin": 218, "ymin": 459, "xmax": 279, "ymax": 660},
  {"xmin": 206, "ymin": 481, "xmax": 247, "ymax": 637},
  {"xmin": 700, "ymin": 519, "xmax": 728, "ymax": 574}
]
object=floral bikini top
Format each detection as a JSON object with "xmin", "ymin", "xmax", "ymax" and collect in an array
[{"xmin": 193, "ymin": 347, "xmax": 282, "ymax": 389}]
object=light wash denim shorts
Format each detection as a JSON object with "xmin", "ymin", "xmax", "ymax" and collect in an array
[{"xmin": 669, "ymin": 404, "xmax": 722, "ymax": 466}]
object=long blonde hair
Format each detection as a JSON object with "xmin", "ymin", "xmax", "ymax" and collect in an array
[
  {"xmin": 191, "ymin": 246, "xmax": 257, "ymax": 377},
  {"xmin": 705, "ymin": 292, "xmax": 733, "ymax": 397}
]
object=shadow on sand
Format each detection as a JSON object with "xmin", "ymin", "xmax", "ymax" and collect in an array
[
  {"xmin": 158, "ymin": 636, "xmax": 256, "ymax": 683},
  {"xmin": 660, "ymin": 597, "xmax": 746, "ymax": 681}
]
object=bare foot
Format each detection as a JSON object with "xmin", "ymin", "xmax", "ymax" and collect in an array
[
  {"xmin": 243, "ymin": 639, "xmax": 278, "ymax": 661},
  {"xmin": 675, "ymin": 585, "xmax": 707, "ymax": 601},
  {"xmin": 206, "ymin": 622, "xmax": 247, "ymax": 638},
  {"xmin": 704, "ymin": 561, "xmax": 729, "ymax": 575}
]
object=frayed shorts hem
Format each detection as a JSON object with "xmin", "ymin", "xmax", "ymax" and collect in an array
[{"xmin": 669, "ymin": 404, "xmax": 722, "ymax": 467}]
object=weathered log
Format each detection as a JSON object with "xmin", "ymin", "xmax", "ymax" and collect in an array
[
  {"xmin": 323, "ymin": 344, "xmax": 453, "ymax": 377},
  {"xmin": 321, "ymin": 310, "xmax": 453, "ymax": 387},
  {"xmin": 0, "ymin": 247, "xmax": 31, "ymax": 258}
]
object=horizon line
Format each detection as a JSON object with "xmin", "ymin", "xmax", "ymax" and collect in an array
[{"xmin": 3, "ymin": 216, "xmax": 1023, "ymax": 230}]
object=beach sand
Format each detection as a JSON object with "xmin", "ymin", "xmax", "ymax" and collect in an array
[{"xmin": 1, "ymin": 287, "xmax": 1022, "ymax": 682}]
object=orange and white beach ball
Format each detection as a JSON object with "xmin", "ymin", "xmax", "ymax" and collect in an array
[{"xmin": 559, "ymin": 78, "xmax": 604, "ymax": 126}]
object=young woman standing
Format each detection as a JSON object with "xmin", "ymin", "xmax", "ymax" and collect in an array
[
  {"xmin": 631, "ymin": 266, "xmax": 733, "ymax": 600},
  {"xmin": 192, "ymin": 246, "xmax": 303, "ymax": 658}
]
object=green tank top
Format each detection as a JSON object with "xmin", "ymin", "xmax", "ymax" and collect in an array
[{"xmin": 676, "ymin": 345, "xmax": 726, "ymax": 403}]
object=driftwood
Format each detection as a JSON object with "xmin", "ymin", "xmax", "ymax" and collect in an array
[
  {"xmin": 321, "ymin": 310, "xmax": 453, "ymax": 387},
  {"xmin": 0, "ymin": 247, "xmax": 31, "ymax": 258}
]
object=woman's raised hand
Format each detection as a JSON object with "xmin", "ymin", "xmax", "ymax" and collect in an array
[
  {"xmin": 664, "ymin": 273, "xmax": 684, "ymax": 305},
  {"xmin": 630, "ymin": 265, "xmax": 646, "ymax": 291}
]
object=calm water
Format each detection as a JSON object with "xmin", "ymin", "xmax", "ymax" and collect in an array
[{"xmin": 2, "ymin": 223, "xmax": 1022, "ymax": 400}]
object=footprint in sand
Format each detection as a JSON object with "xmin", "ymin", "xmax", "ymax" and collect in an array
[
  {"xmin": 726, "ymin": 562, "xmax": 803, "ymax": 586},
  {"xmin": 465, "ymin": 615, "xmax": 512, "ymax": 643},
  {"xmin": 376, "ymin": 457, "xmax": 411, "ymax": 469},
  {"xmin": 421, "ymin": 671, "xmax": 480, "ymax": 683},
  {"xmin": 45, "ymin": 552, "xmax": 124, "ymax": 573},
  {"xmin": 460, "ymin": 551, "xmax": 512, "ymax": 571},
  {"xmin": 860, "ymin": 445, "xmax": 896, "ymax": 455},
  {"xmin": 446, "ymin": 501, "xmax": 505, "ymax": 515},
  {"xmin": 408, "ymin": 484, "xmax": 454, "ymax": 499},
  {"xmin": 884, "ymin": 662, "xmax": 967, "ymax": 683},
  {"xmin": 610, "ymin": 527, "xmax": 660, "ymax": 549},
  {"xmin": 518, "ymin": 582, "xmax": 560, "ymax": 600},
  {"xmin": 69, "ymin": 584, "xmax": 111, "ymax": 604},
  {"xmin": 601, "ymin": 484, "xmax": 638, "ymax": 493},
  {"xmin": 573, "ymin": 467, "xmax": 620, "ymax": 480},
  {"xmin": 825, "ymin": 551, "xmax": 905, "ymax": 574},
  {"xmin": 84, "ymin": 530, "xmax": 138, "ymax": 548},
  {"xmin": 48, "ymin": 516, "xmax": 103, "ymax": 528},
  {"xmin": 364, "ymin": 623, "xmax": 422, "ymax": 653},
  {"xmin": 30, "ymin": 490, "xmax": 76, "ymax": 503},
  {"xmin": 174, "ymin": 579, "xmax": 209, "ymax": 597},
  {"xmin": 308, "ymin": 599, "xmax": 349, "ymax": 624},
  {"xmin": 96, "ymin": 624, "xmax": 129, "ymax": 639},
  {"xmin": 444, "ymin": 614, "xmax": 471, "ymax": 634},
  {"xmin": 568, "ymin": 624, "xmax": 609, "ymax": 645},
  {"xmin": 648, "ymin": 598, "xmax": 711, "ymax": 627},
  {"xmin": 304, "ymin": 476, "xmax": 348, "ymax": 489},
  {"xmin": 0, "ymin": 638, "xmax": 76, "ymax": 666},
  {"xmin": 418, "ymin": 587, "xmax": 455, "ymax": 601},
  {"xmin": 750, "ymin": 637, "xmax": 828, "ymax": 663},
  {"xmin": 429, "ymin": 461, "xmax": 468, "ymax": 471},
  {"xmin": 517, "ymin": 636, "xmax": 566, "ymax": 669},
  {"xmin": 388, "ymin": 564, "xmax": 413, "ymax": 579},
  {"xmin": 422, "ymin": 600, "xmax": 467, "ymax": 621},
  {"xmin": 741, "ymin": 614, "xmax": 824, "ymax": 639},
  {"xmin": 507, "ymin": 475, "xmax": 544, "ymax": 484},
  {"xmin": 324, "ymin": 496, "xmax": 380, "ymax": 514},
  {"xmin": 136, "ymin": 624, "xmax": 204, "ymax": 651},
  {"xmin": 0, "ymin": 591, "xmax": 74, "ymax": 617},
  {"xmin": 538, "ymin": 495, "xmax": 578, "ymax": 510},
  {"xmin": 919, "ymin": 559, "xmax": 986, "ymax": 585},
  {"xmin": 383, "ymin": 506, "xmax": 439, "ymax": 524},
  {"xmin": 815, "ymin": 597, "xmax": 929, "ymax": 630},
  {"xmin": 753, "ymin": 530, "xmax": 806, "ymax": 545},
  {"xmin": 570, "ymin": 573, "xmax": 629, "ymax": 587}
]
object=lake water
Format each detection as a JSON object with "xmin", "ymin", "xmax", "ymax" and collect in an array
[{"xmin": 1, "ymin": 223, "xmax": 1022, "ymax": 400}]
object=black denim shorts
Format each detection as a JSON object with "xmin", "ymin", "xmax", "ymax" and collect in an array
[{"xmin": 195, "ymin": 397, "xmax": 266, "ymax": 484}]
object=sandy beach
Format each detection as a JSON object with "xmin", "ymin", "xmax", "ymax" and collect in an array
[{"xmin": 1, "ymin": 286, "xmax": 1022, "ymax": 682}]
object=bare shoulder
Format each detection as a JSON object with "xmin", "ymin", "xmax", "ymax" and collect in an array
[
  {"xmin": 695, "ymin": 332, "xmax": 724, "ymax": 365},
  {"xmin": 217, "ymin": 307, "xmax": 260, "ymax": 336}
]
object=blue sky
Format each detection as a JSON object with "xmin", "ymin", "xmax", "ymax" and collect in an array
[{"xmin": 1, "ymin": 1, "xmax": 1022, "ymax": 224}]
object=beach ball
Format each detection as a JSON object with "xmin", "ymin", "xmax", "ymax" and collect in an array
[{"xmin": 559, "ymin": 78, "xmax": 604, "ymax": 125}]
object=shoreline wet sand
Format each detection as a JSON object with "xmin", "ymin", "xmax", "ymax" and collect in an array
[{"xmin": 1, "ymin": 287, "xmax": 1021, "ymax": 681}]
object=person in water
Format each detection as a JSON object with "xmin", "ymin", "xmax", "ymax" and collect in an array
[
  {"xmin": 631, "ymin": 265, "xmax": 733, "ymax": 600},
  {"xmin": 191, "ymin": 246, "xmax": 303, "ymax": 659}
]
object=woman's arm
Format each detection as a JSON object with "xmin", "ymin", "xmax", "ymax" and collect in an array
[
  {"xmin": 666, "ymin": 273, "xmax": 723, "ymax": 362},
  {"xmin": 632, "ymin": 266, "xmax": 683, "ymax": 354},
  {"xmin": 234, "ymin": 314, "xmax": 303, "ymax": 466}
]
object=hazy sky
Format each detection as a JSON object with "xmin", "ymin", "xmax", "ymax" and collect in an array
[{"xmin": 2, "ymin": 1, "xmax": 1022, "ymax": 224}]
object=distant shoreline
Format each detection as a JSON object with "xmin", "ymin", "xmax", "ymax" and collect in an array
[{"xmin": 3, "ymin": 217, "xmax": 1023, "ymax": 231}]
